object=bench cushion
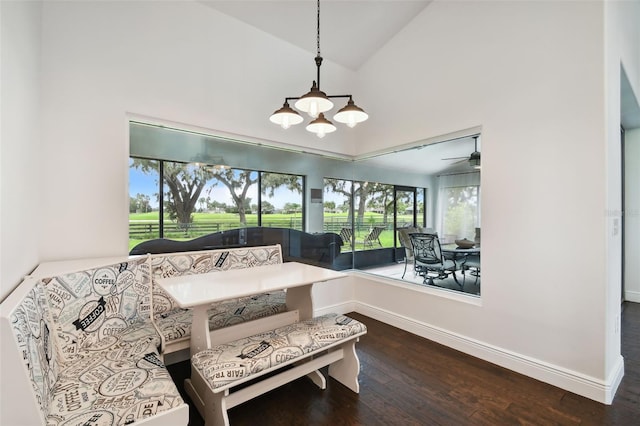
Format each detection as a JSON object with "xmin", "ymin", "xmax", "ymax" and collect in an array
[
  {"xmin": 155, "ymin": 292, "xmax": 287, "ymax": 344},
  {"xmin": 47, "ymin": 339, "xmax": 184, "ymax": 425},
  {"xmin": 191, "ymin": 313, "xmax": 367, "ymax": 391}
]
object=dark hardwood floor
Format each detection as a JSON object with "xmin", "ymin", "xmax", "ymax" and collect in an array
[{"xmin": 168, "ymin": 302, "xmax": 640, "ymax": 425}]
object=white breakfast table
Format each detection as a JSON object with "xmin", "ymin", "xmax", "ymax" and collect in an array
[{"xmin": 156, "ymin": 262, "xmax": 348, "ymax": 355}]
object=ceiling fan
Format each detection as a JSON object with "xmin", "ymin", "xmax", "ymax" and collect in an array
[{"xmin": 441, "ymin": 136, "xmax": 481, "ymax": 169}]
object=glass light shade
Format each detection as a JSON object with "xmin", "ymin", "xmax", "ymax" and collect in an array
[
  {"xmin": 333, "ymin": 99, "xmax": 368, "ymax": 128},
  {"xmin": 306, "ymin": 113, "xmax": 336, "ymax": 138},
  {"xmin": 294, "ymin": 82, "xmax": 333, "ymax": 118},
  {"xmin": 269, "ymin": 102, "xmax": 303, "ymax": 129},
  {"xmin": 469, "ymin": 152, "xmax": 481, "ymax": 169}
]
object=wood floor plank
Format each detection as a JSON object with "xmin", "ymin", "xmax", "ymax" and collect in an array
[{"xmin": 168, "ymin": 303, "xmax": 640, "ymax": 425}]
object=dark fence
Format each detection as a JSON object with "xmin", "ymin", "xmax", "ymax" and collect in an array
[
  {"xmin": 130, "ymin": 218, "xmax": 394, "ymax": 241},
  {"xmin": 129, "ymin": 219, "xmax": 305, "ymax": 239},
  {"xmin": 129, "ymin": 222, "xmax": 222, "ymax": 238}
]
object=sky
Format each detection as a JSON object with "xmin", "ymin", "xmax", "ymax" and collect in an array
[{"xmin": 129, "ymin": 166, "xmax": 345, "ymax": 210}]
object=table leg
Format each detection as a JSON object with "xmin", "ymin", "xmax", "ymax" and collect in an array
[
  {"xmin": 449, "ymin": 253, "xmax": 465, "ymax": 288},
  {"xmin": 285, "ymin": 284, "xmax": 313, "ymax": 320},
  {"xmin": 451, "ymin": 269, "xmax": 461, "ymax": 286},
  {"xmin": 285, "ymin": 283, "xmax": 322, "ymax": 388},
  {"xmin": 191, "ymin": 304, "xmax": 211, "ymax": 355}
]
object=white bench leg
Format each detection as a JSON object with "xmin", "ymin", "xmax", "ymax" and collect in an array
[
  {"xmin": 306, "ymin": 369, "xmax": 327, "ymax": 389},
  {"xmin": 186, "ymin": 373, "xmax": 230, "ymax": 426},
  {"xmin": 328, "ymin": 339, "xmax": 361, "ymax": 393},
  {"xmin": 203, "ymin": 391, "xmax": 230, "ymax": 426}
]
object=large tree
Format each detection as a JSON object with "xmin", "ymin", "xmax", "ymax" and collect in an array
[
  {"xmin": 130, "ymin": 193, "xmax": 151, "ymax": 213},
  {"xmin": 212, "ymin": 168, "xmax": 257, "ymax": 225},
  {"xmin": 261, "ymin": 172, "xmax": 303, "ymax": 197},
  {"xmin": 367, "ymin": 183, "xmax": 394, "ymax": 223},
  {"xmin": 324, "ymin": 179, "xmax": 374, "ymax": 225},
  {"xmin": 131, "ymin": 159, "xmax": 214, "ymax": 225},
  {"xmin": 131, "ymin": 161, "xmax": 305, "ymax": 227}
]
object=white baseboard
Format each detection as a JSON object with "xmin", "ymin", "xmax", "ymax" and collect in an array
[
  {"xmin": 353, "ymin": 301, "xmax": 624, "ymax": 405},
  {"xmin": 624, "ymin": 290, "xmax": 640, "ymax": 303},
  {"xmin": 314, "ymin": 300, "xmax": 358, "ymax": 317}
]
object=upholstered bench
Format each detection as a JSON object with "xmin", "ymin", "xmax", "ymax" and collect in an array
[
  {"xmin": 186, "ymin": 313, "xmax": 367, "ymax": 426},
  {"xmin": 0, "ymin": 265, "xmax": 189, "ymax": 425}
]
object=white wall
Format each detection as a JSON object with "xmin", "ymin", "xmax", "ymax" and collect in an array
[
  {"xmin": 37, "ymin": 0, "xmax": 356, "ymax": 263},
  {"xmin": 604, "ymin": 0, "xmax": 640, "ymax": 385},
  {"xmin": 0, "ymin": 1, "xmax": 42, "ymax": 301},
  {"xmin": 354, "ymin": 0, "xmax": 622, "ymax": 403},
  {"xmin": 624, "ymin": 128, "xmax": 640, "ymax": 301}
]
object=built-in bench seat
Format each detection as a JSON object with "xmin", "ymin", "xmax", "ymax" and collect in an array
[
  {"xmin": 187, "ymin": 312, "xmax": 367, "ymax": 426},
  {"xmin": 0, "ymin": 243, "xmax": 349, "ymax": 424},
  {"xmin": 0, "ymin": 259, "xmax": 189, "ymax": 425}
]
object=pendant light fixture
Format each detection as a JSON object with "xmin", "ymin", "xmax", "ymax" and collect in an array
[
  {"xmin": 468, "ymin": 136, "xmax": 481, "ymax": 169},
  {"xmin": 269, "ymin": 0, "xmax": 368, "ymax": 138}
]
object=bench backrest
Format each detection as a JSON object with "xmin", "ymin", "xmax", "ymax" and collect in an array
[
  {"xmin": 0, "ymin": 277, "xmax": 57, "ymax": 425},
  {"xmin": 39, "ymin": 257, "xmax": 153, "ymax": 363},
  {"xmin": 148, "ymin": 244, "xmax": 283, "ymax": 316}
]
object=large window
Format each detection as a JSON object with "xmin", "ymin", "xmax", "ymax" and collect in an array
[
  {"xmin": 437, "ymin": 173, "xmax": 480, "ymax": 244},
  {"xmin": 130, "ymin": 121, "xmax": 481, "ymax": 295},
  {"xmin": 324, "ymin": 178, "xmax": 426, "ymax": 252},
  {"xmin": 128, "ymin": 158, "xmax": 304, "ymax": 249}
]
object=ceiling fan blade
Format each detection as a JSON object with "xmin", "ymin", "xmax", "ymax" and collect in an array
[{"xmin": 441, "ymin": 156, "xmax": 467, "ymax": 161}]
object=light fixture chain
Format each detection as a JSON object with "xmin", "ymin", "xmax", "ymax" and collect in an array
[{"xmin": 316, "ymin": 0, "xmax": 321, "ymax": 57}]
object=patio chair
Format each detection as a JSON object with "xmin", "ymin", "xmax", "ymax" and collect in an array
[
  {"xmin": 409, "ymin": 232, "xmax": 457, "ymax": 286},
  {"xmin": 398, "ymin": 227, "xmax": 438, "ymax": 278},
  {"xmin": 339, "ymin": 227, "xmax": 353, "ymax": 247},
  {"xmin": 360, "ymin": 226, "xmax": 385, "ymax": 249},
  {"xmin": 461, "ymin": 253, "xmax": 480, "ymax": 287},
  {"xmin": 397, "ymin": 228, "xmax": 414, "ymax": 278}
]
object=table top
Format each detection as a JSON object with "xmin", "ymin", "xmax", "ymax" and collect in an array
[
  {"xmin": 156, "ymin": 262, "xmax": 347, "ymax": 308},
  {"xmin": 441, "ymin": 245, "xmax": 481, "ymax": 254}
]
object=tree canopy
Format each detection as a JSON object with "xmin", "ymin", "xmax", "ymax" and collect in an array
[{"xmin": 130, "ymin": 160, "xmax": 303, "ymax": 226}]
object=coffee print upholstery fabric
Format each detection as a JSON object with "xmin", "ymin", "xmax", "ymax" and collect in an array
[
  {"xmin": 149, "ymin": 246, "xmax": 283, "ymax": 315},
  {"xmin": 154, "ymin": 292, "xmax": 286, "ymax": 344},
  {"xmin": 9, "ymin": 282, "xmax": 59, "ymax": 419},
  {"xmin": 149, "ymin": 246, "xmax": 286, "ymax": 345},
  {"xmin": 192, "ymin": 313, "xmax": 367, "ymax": 390},
  {"xmin": 46, "ymin": 340, "xmax": 183, "ymax": 426},
  {"xmin": 41, "ymin": 258, "xmax": 155, "ymax": 363},
  {"xmin": 9, "ymin": 276, "xmax": 186, "ymax": 425}
]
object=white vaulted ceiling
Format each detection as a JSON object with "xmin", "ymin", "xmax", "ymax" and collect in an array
[{"xmin": 200, "ymin": 0, "xmax": 432, "ymax": 71}]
